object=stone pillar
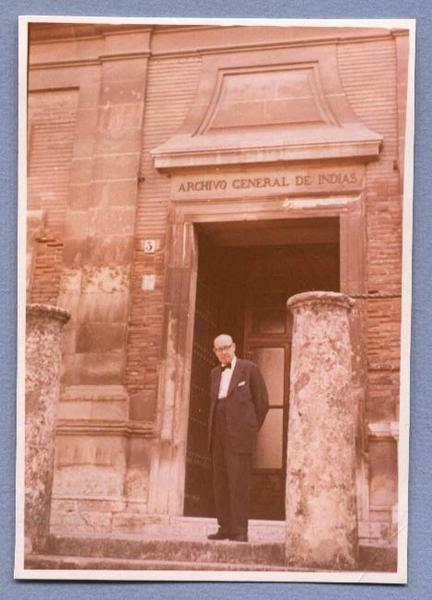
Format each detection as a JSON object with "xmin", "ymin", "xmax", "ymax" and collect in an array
[
  {"xmin": 285, "ymin": 291, "xmax": 357, "ymax": 569},
  {"xmin": 25, "ymin": 304, "xmax": 70, "ymax": 554}
]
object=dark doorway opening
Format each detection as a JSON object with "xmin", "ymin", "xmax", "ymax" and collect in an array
[{"xmin": 183, "ymin": 217, "xmax": 340, "ymax": 520}]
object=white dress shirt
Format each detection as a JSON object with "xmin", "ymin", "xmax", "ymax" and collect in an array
[{"xmin": 218, "ymin": 355, "xmax": 237, "ymax": 399}]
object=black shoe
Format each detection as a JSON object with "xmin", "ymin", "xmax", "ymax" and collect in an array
[
  {"xmin": 229, "ymin": 533, "xmax": 248, "ymax": 542},
  {"xmin": 207, "ymin": 529, "xmax": 230, "ymax": 540}
]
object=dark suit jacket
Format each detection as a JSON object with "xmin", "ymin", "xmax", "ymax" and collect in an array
[{"xmin": 208, "ymin": 358, "xmax": 269, "ymax": 454}]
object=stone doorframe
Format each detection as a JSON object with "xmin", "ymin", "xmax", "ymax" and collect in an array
[{"xmin": 147, "ymin": 191, "xmax": 368, "ymax": 518}]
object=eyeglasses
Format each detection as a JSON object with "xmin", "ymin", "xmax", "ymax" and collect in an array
[{"xmin": 213, "ymin": 344, "xmax": 233, "ymax": 353}]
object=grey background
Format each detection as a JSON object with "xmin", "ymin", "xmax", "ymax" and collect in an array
[{"xmin": 1, "ymin": 0, "xmax": 430, "ymax": 597}]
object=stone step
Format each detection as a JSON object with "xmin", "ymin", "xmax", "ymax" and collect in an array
[
  {"xmin": 109, "ymin": 515, "xmax": 285, "ymax": 542},
  {"xmin": 26, "ymin": 534, "xmax": 397, "ymax": 573},
  {"xmin": 25, "ymin": 553, "xmax": 290, "ymax": 572},
  {"xmin": 25, "ymin": 548, "xmax": 397, "ymax": 574},
  {"xmin": 45, "ymin": 534, "xmax": 286, "ymax": 567}
]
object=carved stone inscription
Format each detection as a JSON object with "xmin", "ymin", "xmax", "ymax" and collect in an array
[{"xmin": 172, "ymin": 165, "xmax": 364, "ymax": 200}]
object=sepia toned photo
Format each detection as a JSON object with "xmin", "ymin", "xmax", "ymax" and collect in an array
[{"xmin": 15, "ymin": 16, "xmax": 414, "ymax": 583}]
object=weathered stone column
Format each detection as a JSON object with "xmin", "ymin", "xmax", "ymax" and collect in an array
[
  {"xmin": 285, "ymin": 291, "xmax": 357, "ymax": 569},
  {"xmin": 25, "ymin": 304, "xmax": 70, "ymax": 554}
]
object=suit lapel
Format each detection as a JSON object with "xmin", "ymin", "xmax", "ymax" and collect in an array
[
  {"xmin": 211, "ymin": 368, "xmax": 221, "ymax": 401},
  {"xmin": 226, "ymin": 359, "xmax": 244, "ymax": 397}
]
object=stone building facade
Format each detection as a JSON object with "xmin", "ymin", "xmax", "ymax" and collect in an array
[{"xmin": 25, "ymin": 22, "xmax": 409, "ymax": 568}]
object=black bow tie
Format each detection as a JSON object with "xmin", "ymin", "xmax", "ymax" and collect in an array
[{"xmin": 221, "ymin": 363, "xmax": 232, "ymax": 371}]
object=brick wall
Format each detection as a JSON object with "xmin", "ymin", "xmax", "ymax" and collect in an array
[
  {"xmin": 338, "ymin": 36, "xmax": 403, "ymax": 526},
  {"xmin": 125, "ymin": 55, "xmax": 202, "ymax": 415},
  {"xmin": 27, "ymin": 89, "xmax": 78, "ymax": 303}
]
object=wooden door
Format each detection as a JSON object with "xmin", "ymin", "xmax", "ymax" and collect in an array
[
  {"xmin": 183, "ymin": 238, "xmax": 246, "ymax": 516},
  {"xmin": 183, "ymin": 240, "xmax": 219, "ymax": 516},
  {"xmin": 244, "ymin": 289, "xmax": 292, "ymax": 520}
]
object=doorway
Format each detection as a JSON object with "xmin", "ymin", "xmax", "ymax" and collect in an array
[{"xmin": 183, "ymin": 217, "xmax": 340, "ymax": 519}]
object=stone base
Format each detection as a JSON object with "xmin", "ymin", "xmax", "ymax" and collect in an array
[
  {"xmin": 24, "ymin": 531, "xmax": 397, "ymax": 573},
  {"xmin": 23, "ymin": 514, "xmax": 398, "ymax": 573}
]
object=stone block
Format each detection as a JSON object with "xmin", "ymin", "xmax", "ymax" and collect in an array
[
  {"xmin": 86, "ymin": 235, "xmax": 134, "ymax": 265},
  {"xmin": 61, "ymin": 354, "xmax": 81, "ymax": 385},
  {"xmin": 58, "ymin": 269, "xmax": 82, "ymax": 295},
  {"xmin": 99, "ymin": 79, "xmax": 145, "ymax": 105},
  {"xmin": 82, "ymin": 265, "xmax": 130, "ymax": 294},
  {"xmin": 61, "ymin": 326, "xmax": 77, "ymax": 354},
  {"xmin": 56, "ymin": 293, "xmax": 81, "ymax": 323},
  {"xmin": 112, "ymin": 514, "xmax": 148, "ymax": 532},
  {"xmin": 93, "ymin": 154, "xmax": 139, "ymax": 181},
  {"xmin": 63, "ymin": 210, "xmax": 89, "ymax": 241},
  {"xmin": 70, "ymin": 156, "xmax": 93, "ymax": 185},
  {"xmin": 73, "ymin": 107, "xmax": 98, "ymax": 149},
  {"xmin": 78, "ymin": 499, "xmax": 126, "ymax": 513},
  {"xmin": 129, "ymin": 392, "xmax": 157, "ymax": 421},
  {"xmin": 73, "ymin": 351, "xmax": 126, "ymax": 385},
  {"xmin": 127, "ymin": 439, "xmax": 152, "ymax": 470},
  {"xmin": 54, "ymin": 447, "xmax": 126, "ymax": 481},
  {"xmin": 57, "ymin": 400, "xmax": 93, "ymax": 420},
  {"xmin": 68, "ymin": 183, "xmax": 95, "ymax": 210},
  {"xmin": 124, "ymin": 466, "xmax": 149, "ymax": 499},
  {"xmin": 165, "ymin": 267, "xmax": 193, "ymax": 305},
  {"xmin": 101, "ymin": 56, "xmax": 148, "ymax": 80},
  {"xmin": 77, "ymin": 290, "xmax": 129, "ymax": 323},
  {"xmin": 91, "ymin": 179, "xmax": 139, "ymax": 207},
  {"xmin": 62, "ymin": 239, "xmax": 87, "ymax": 268},
  {"xmin": 76, "ymin": 322, "xmax": 127, "ymax": 353},
  {"xmin": 89, "ymin": 400, "xmax": 129, "ymax": 421},
  {"xmin": 76, "ymin": 82, "xmax": 102, "ymax": 109},
  {"xmin": 97, "ymin": 103, "xmax": 144, "ymax": 131},
  {"xmin": 57, "ymin": 399, "xmax": 128, "ymax": 422},
  {"xmin": 103, "ymin": 30, "xmax": 150, "ymax": 55},
  {"xmin": 94, "ymin": 127, "xmax": 142, "ymax": 155},
  {"xmin": 50, "ymin": 509, "xmax": 113, "ymax": 536},
  {"xmin": 368, "ymin": 439, "xmax": 397, "ymax": 507}
]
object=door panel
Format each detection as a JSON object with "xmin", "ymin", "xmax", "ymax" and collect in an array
[
  {"xmin": 249, "ymin": 346, "xmax": 285, "ymax": 407},
  {"xmin": 246, "ymin": 338, "xmax": 290, "ymax": 520},
  {"xmin": 253, "ymin": 408, "xmax": 284, "ymax": 469},
  {"xmin": 183, "ymin": 245, "xmax": 219, "ymax": 517}
]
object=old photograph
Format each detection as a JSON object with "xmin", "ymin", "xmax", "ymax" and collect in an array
[{"xmin": 16, "ymin": 17, "xmax": 414, "ymax": 583}]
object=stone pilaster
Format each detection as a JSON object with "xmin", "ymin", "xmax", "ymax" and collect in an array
[
  {"xmin": 285, "ymin": 291, "xmax": 357, "ymax": 569},
  {"xmin": 25, "ymin": 304, "xmax": 70, "ymax": 554}
]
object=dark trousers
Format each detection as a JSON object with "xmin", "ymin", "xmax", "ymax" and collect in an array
[{"xmin": 212, "ymin": 398, "xmax": 252, "ymax": 536}]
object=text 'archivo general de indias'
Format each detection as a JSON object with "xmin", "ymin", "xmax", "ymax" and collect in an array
[{"xmin": 177, "ymin": 171, "xmax": 360, "ymax": 193}]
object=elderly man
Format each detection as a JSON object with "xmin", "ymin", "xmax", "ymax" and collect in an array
[{"xmin": 207, "ymin": 334, "xmax": 269, "ymax": 542}]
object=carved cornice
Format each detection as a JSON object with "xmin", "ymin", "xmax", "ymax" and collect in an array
[
  {"xmin": 56, "ymin": 418, "xmax": 155, "ymax": 438},
  {"xmin": 29, "ymin": 23, "xmax": 153, "ymax": 43},
  {"xmin": 287, "ymin": 291, "xmax": 355, "ymax": 312},
  {"xmin": 26, "ymin": 303, "xmax": 71, "ymax": 324},
  {"xmin": 29, "ymin": 51, "xmax": 152, "ymax": 72},
  {"xmin": 152, "ymin": 44, "xmax": 383, "ymax": 171}
]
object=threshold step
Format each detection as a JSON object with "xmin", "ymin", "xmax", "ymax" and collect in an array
[
  {"xmin": 25, "ymin": 553, "xmax": 290, "ymax": 572},
  {"xmin": 46, "ymin": 534, "xmax": 286, "ymax": 566}
]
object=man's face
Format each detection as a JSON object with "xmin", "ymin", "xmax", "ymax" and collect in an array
[{"xmin": 213, "ymin": 337, "xmax": 236, "ymax": 366}]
